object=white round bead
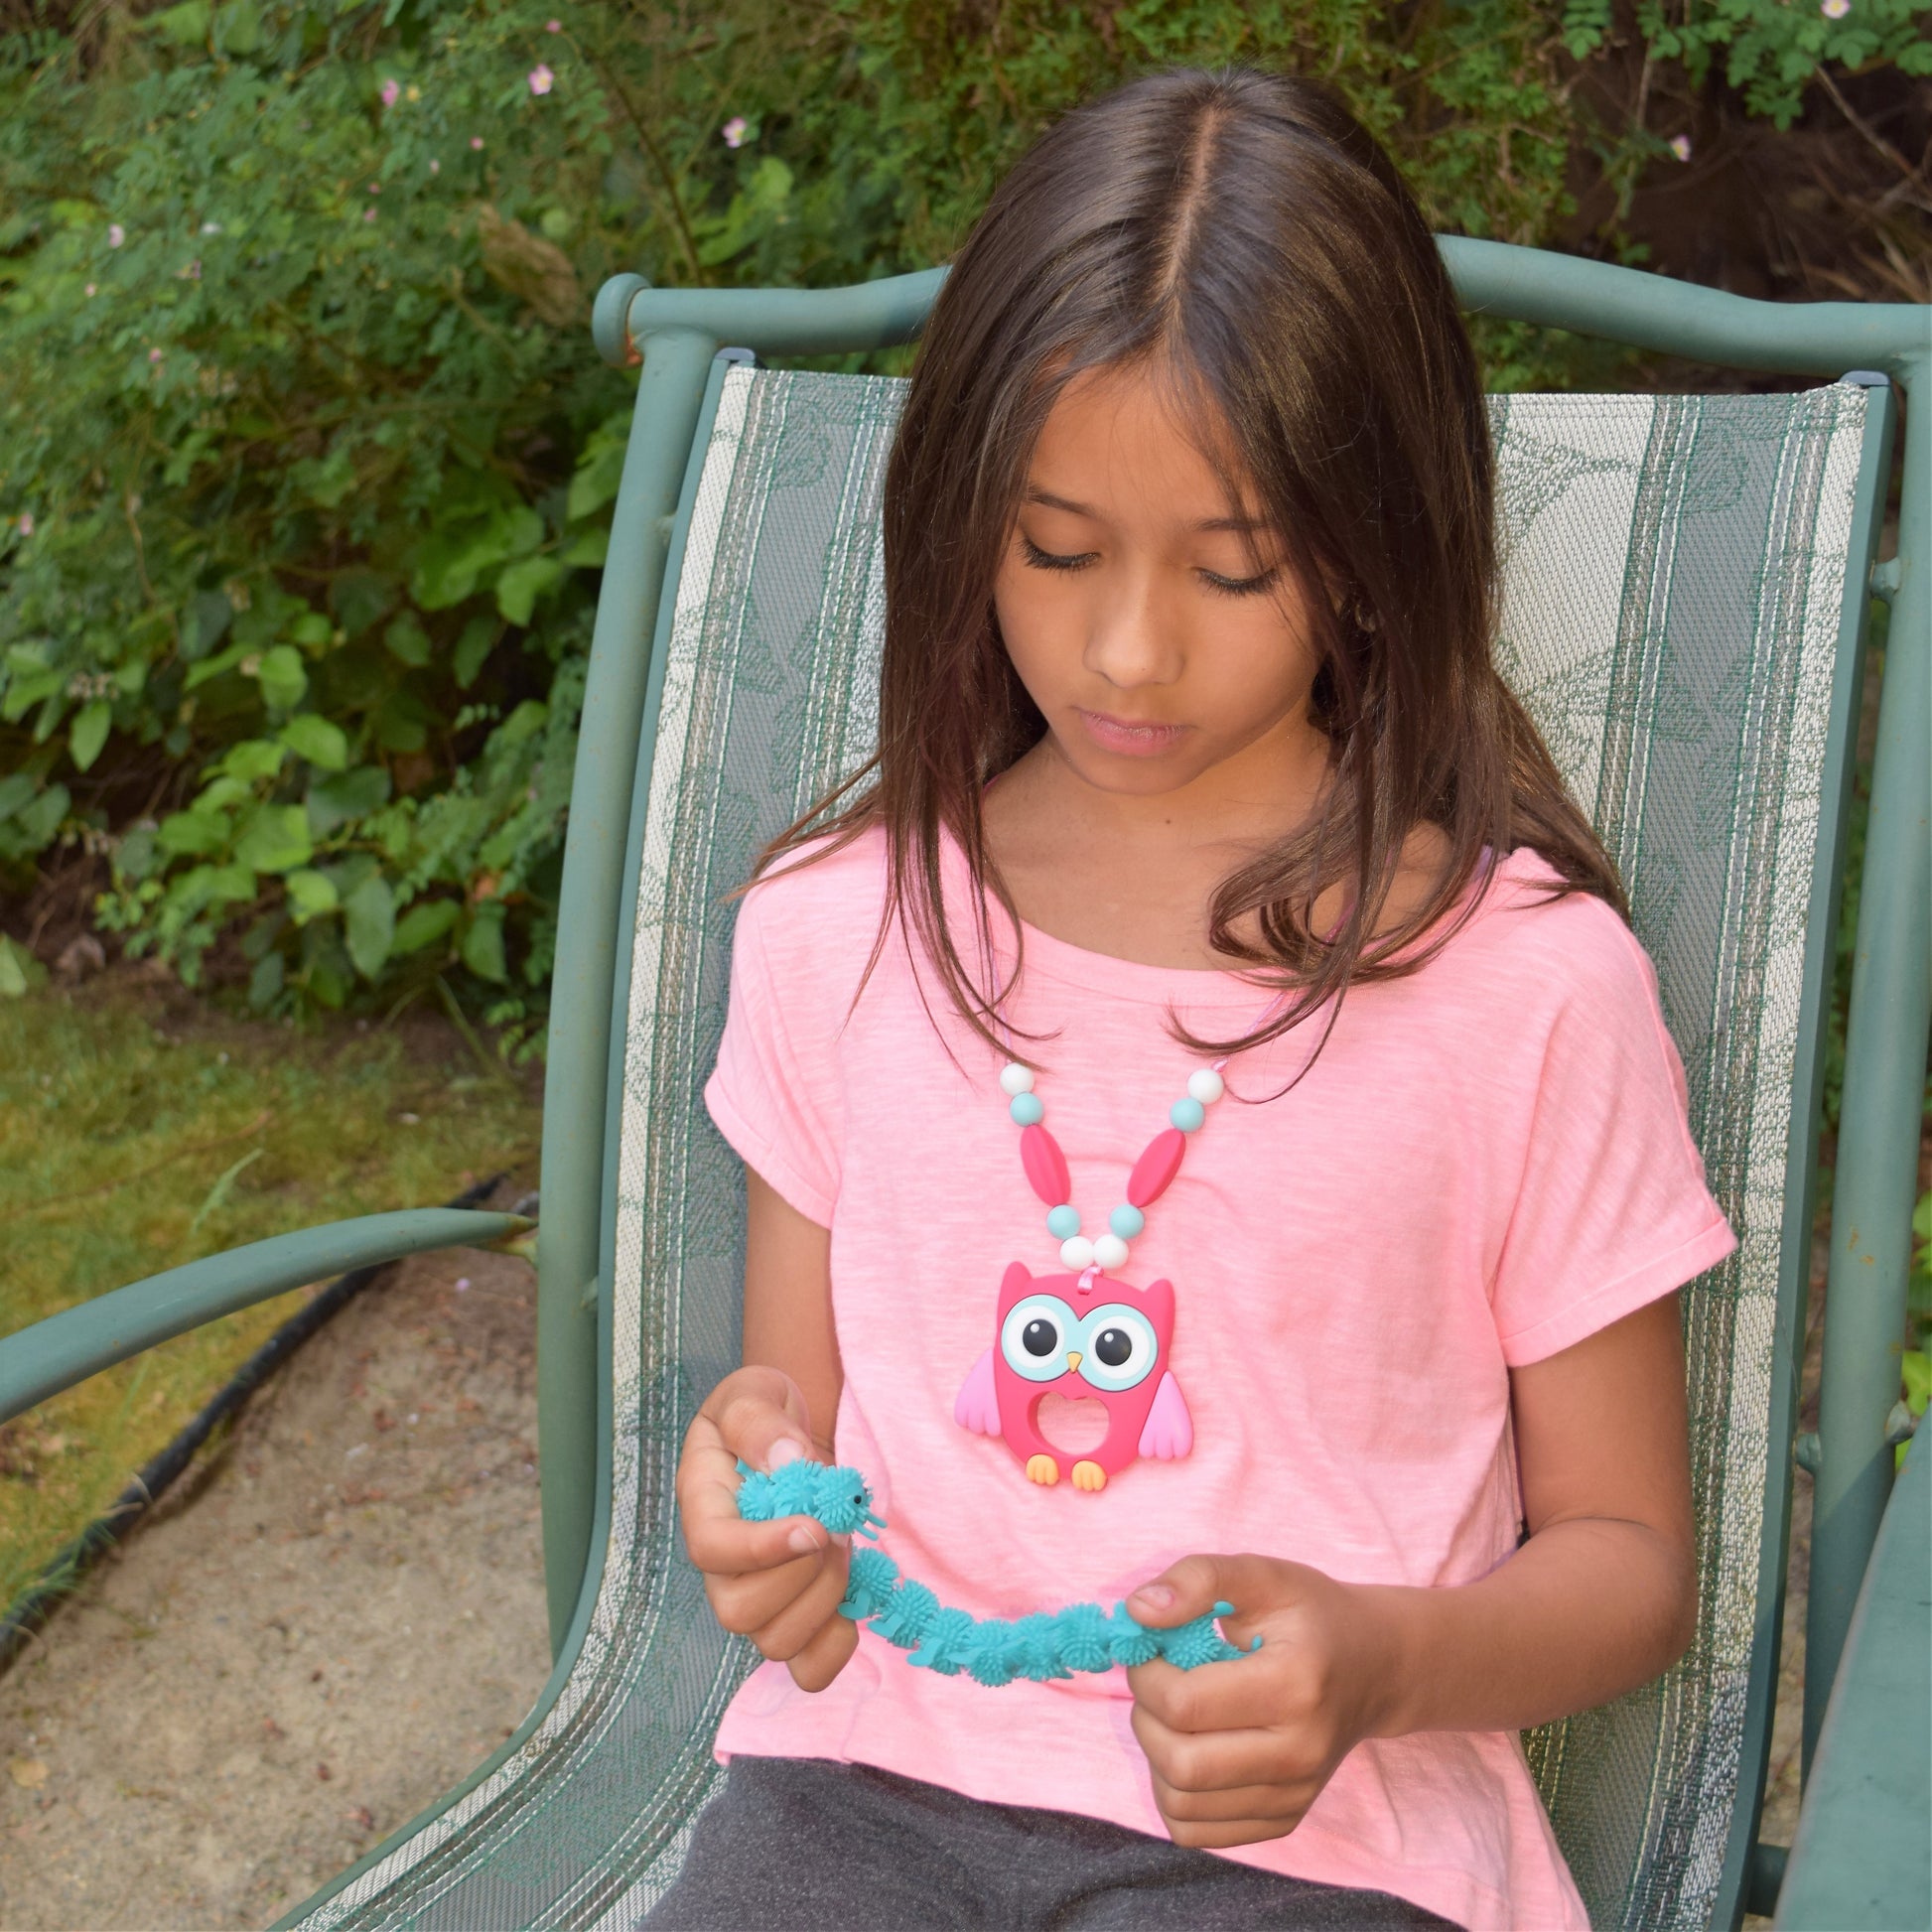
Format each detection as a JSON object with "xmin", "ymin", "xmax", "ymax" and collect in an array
[
  {"xmin": 1059, "ymin": 1235, "xmax": 1096, "ymax": 1271},
  {"xmin": 1092, "ymin": 1233, "xmax": 1131, "ymax": 1271},
  {"xmin": 1187, "ymin": 1067, "xmax": 1225, "ymax": 1105},
  {"xmin": 1000, "ymin": 1062, "xmax": 1035, "ymax": 1096}
]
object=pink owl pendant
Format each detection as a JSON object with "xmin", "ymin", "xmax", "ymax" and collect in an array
[{"xmin": 954, "ymin": 1260, "xmax": 1194, "ymax": 1492}]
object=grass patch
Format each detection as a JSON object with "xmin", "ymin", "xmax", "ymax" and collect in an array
[{"xmin": 0, "ymin": 976, "xmax": 540, "ymax": 1605}]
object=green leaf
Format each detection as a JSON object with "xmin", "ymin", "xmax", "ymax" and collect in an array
[
  {"xmin": 280, "ymin": 715, "xmax": 349, "ymax": 771},
  {"xmin": 287, "ymin": 612, "xmax": 334, "ymax": 650},
  {"xmin": 453, "ymin": 617, "xmax": 500, "ymax": 690},
  {"xmin": 306, "ymin": 764, "xmax": 391, "ymax": 838},
  {"xmin": 256, "ymin": 644, "xmax": 308, "ymax": 710},
  {"xmin": 248, "ymin": 950, "xmax": 285, "ymax": 1010},
  {"xmin": 384, "ymin": 615, "xmax": 433, "ymax": 667},
  {"xmin": 142, "ymin": 0, "xmax": 209, "ymax": 45},
  {"xmin": 185, "ymin": 642, "xmax": 251, "ymax": 691},
  {"xmin": 495, "ymin": 555, "xmax": 564, "ymax": 625},
  {"xmin": 392, "ymin": 897, "xmax": 460, "ymax": 956},
  {"xmin": 157, "ymin": 809, "xmax": 229, "ymax": 858},
  {"xmin": 0, "ymin": 935, "xmax": 48, "ymax": 999},
  {"xmin": 559, "ymin": 524, "xmax": 610, "ymax": 569},
  {"xmin": 69, "ymin": 700, "xmax": 111, "ymax": 772},
  {"xmin": 344, "ymin": 873, "xmax": 396, "ymax": 979},
  {"xmin": 220, "ymin": 738, "xmax": 288, "ymax": 783},
  {"xmin": 462, "ymin": 903, "xmax": 507, "ymax": 983},
  {"xmin": 1902, "ymin": 1349, "xmax": 1931, "ymax": 1418},
  {"xmin": 284, "ymin": 868, "xmax": 340, "ymax": 922},
  {"xmin": 0, "ymin": 774, "xmax": 36, "ymax": 822},
  {"xmin": 233, "ymin": 803, "xmax": 313, "ymax": 875}
]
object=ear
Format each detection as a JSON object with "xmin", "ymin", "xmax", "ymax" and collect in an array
[
  {"xmin": 1000, "ymin": 1259, "xmax": 1033, "ymax": 1301},
  {"xmin": 1141, "ymin": 1278, "xmax": 1176, "ymax": 1323}
]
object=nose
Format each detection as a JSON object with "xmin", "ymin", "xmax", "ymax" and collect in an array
[
  {"xmin": 1083, "ymin": 570, "xmax": 1180, "ymax": 692},
  {"xmin": 1066, "ymin": 1350, "xmax": 1084, "ymax": 1372}
]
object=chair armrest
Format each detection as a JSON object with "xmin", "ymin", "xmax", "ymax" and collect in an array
[
  {"xmin": 0, "ymin": 1209, "xmax": 532, "ymax": 1424},
  {"xmin": 1776, "ymin": 1429, "xmax": 1931, "ymax": 1928}
]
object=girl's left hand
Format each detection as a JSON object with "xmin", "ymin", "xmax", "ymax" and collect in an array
[{"xmin": 1123, "ymin": 1555, "xmax": 1399, "ymax": 1850}]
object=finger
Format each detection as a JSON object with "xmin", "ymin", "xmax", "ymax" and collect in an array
[
  {"xmin": 1127, "ymin": 1651, "xmax": 1280, "ymax": 1736},
  {"xmin": 1126, "ymin": 1552, "xmax": 1271, "ymax": 1631},
  {"xmin": 1161, "ymin": 1814, "xmax": 1304, "ymax": 1851},
  {"xmin": 682, "ymin": 1492, "xmax": 830, "ymax": 1578},
  {"xmin": 1130, "ymin": 1703, "xmax": 1300, "ymax": 1794},
  {"xmin": 753, "ymin": 1541, "xmax": 854, "ymax": 1661},
  {"xmin": 705, "ymin": 1545, "xmax": 837, "ymax": 1634},
  {"xmin": 1147, "ymin": 1765, "xmax": 1311, "ymax": 1826},
  {"xmin": 706, "ymin": 1366, "xmax": 820, "ymax": 1470},
  {"xmin": 786, "ymin": 1607, "xmax": 860, "ymax": 1693}
]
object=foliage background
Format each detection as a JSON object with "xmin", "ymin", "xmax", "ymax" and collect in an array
[{"xmin": 1, "ymin": 0, "xmax": 1926, "ymax": 1037}]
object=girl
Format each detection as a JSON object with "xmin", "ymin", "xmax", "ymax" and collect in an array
[{"xmin": 658, "ymin": 67, "xmax": 1733, "ymax": 1932}]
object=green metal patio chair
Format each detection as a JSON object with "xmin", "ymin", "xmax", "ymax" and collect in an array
[{"xmin": 1, "ymin": 241, "xmax": 1925, "ymax": 1932}]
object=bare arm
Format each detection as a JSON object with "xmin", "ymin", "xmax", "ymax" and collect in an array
[
  {"xmin": 1126, "ymin": 1296, "xmax": 1698, "ymax": 1848},
  {"xmin": 742, "ymin": 1168, "xmax": 843, "ymax": 1456}
]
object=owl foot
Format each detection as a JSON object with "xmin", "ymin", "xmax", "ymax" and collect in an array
[
  {"xmin": 1070, "ymin": 1460, "xmax": 1107, "ymax": 1492},
  {"xmin": 1026, "ymin": 1453, "xmax": 1059, "ymax": 1485}
]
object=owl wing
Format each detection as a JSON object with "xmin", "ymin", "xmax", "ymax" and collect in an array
[
  {"xmin": 1137, "ymin": 1371, "xmax": 1193, "ymax": 1459},
  {"xmin": 953, "ymin": 1346, "xmax": 1002, "ymax": 1437}
]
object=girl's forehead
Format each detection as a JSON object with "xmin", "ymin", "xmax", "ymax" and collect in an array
[{"xmin": 1027, "ymin": 362, "xmax": 1264, "ymax": 529}]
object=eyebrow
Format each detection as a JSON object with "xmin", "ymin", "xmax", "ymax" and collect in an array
[{"xmin": 1023, "ymin": 487, "xmax": 1270, "ymax": 533}]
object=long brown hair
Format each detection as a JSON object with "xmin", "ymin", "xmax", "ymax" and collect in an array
[{"xmin": 758, "ymin": 66, "xmax": 1623, "ymax": 1060}]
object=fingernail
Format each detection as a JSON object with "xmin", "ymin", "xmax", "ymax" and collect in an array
[
  {"xmin": 767, "ymin": 1438, "xmax": 804, "ymax": 1469},
  {"xmin": 1132, "ymin": 1585, "xmax": 1174, "ymax": 1610},
  {"xmin": 787, "ymin": 1524, "xmax": 822, "ymax": 1555}
]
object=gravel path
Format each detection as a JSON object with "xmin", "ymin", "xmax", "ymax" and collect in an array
[{"xmin": 0, "ymin": 1237, "xmax": 549, "ymax": 1930}]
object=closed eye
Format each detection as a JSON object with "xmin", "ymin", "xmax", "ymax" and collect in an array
[
  {"xmin": 1198, "ymin": 565, "xmax": 1280, "ymax": 599},
  {"xmin": 1020, "ymin": 532, "xmax": 1098, "ymax": 574}
]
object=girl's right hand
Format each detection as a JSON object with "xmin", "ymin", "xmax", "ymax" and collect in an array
[{"xmin": 675, "ymin": 1364, "xmax": 859, "ymax": 1692}]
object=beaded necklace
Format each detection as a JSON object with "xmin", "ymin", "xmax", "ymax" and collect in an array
[{"xmin": 952, "ymin": 999, "xmax": 1281, "ymax": 1494}]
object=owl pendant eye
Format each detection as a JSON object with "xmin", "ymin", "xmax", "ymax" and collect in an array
[{"xmin": 958, "ymin": 1261, "xmax": 1192, "ymax": 1490}]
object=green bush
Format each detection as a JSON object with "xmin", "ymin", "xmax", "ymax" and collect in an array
[{"xmin": 2, "ymin": 0, "xmax": 1924, "ymax": 1034}]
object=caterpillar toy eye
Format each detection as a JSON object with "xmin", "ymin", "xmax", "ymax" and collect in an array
[{"xmin": 1001, "ymin": 1294, "xmax": 1077, "ymax": 1384}]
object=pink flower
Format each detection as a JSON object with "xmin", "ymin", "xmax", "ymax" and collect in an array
[
  {"xmin": 528, "ymin": 63, "xmax": 554, "ymax": 95},
  {"xmin": 83, "ymin": 283, "xmax": 96, "ymax": 297},
  {"xmin": 367, "ymin": 181, "xmax": 381, "ymax": 194},
  {"xmin": 471, "ymin": 135, "xmax": 484, "ymax": 150},
  {"xmin": 545, "ymin": 17, "xmax": 561, "ymax": 29},
  {"xmin": 429, "ymin": 158, "xmax": 441, "ymax": 174},
  {"xmin": 1670, "ymin": 134, "xmax": 1692, "ymax": 162},
  {"xmin": 148, "ymin": 346, "xmax": 163, "ymax": 363},
  {"xmin": 107, "ymin": 223, "xmax": 125, "ymax": 248},
  {"xmin": 1821, "ymin": 0, "xmax": 1850, "ymax": 16},
  {"xmin": 363, "ymin": 207, "xmax": 377, "ymax": 222},
  {"xmin": 722, "ymin": 116, "xmax": 749, "ymax": 148},
  {"xmin": 380, "ymin": 77, "xmax": 400, "ymax": 106},
  {"xmin": 17, "ymin": 513, "xmax": 33, "ymax": 538}
]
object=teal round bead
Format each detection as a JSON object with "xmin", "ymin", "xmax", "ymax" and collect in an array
[
  {"xmin": 1170, "ymin": 1096, "xmax": 1206, "ymax": 1133},
  {"xmin": 1010, "ymin": 1092, "xmax": 1044, "ymax": 1127},
  {"xmin": 1046, "ymin": 1204, "xmax": 1080, "ymax": 1240},
  {"xmin": 1109, "ymin": 1204, "xmax": 1146, "ymax": 1240}
]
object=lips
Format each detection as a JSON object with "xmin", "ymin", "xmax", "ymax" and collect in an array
[{"xmin": 1075, "ymin": 709, "xmax": 1187, "ymax": 758}]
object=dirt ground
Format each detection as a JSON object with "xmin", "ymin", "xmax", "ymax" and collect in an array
[
  {"xmin": 0, "ymin": 1230, "xmax": 550, "ymax": 1932},
  {"xmin": 0, "ymin": 1208, "xmax": 1836, "ymax": 1931}
]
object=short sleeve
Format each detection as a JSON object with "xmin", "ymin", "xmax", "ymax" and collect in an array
[
  {"xmin": 1490, "ymin": 913, "xmax": 1736, "ymax": 1366},
  {"xmin": 703, "ymin": 878, "xmax": 842, "ymax": 1227}
]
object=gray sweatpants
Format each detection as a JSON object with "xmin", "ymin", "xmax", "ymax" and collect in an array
[{"xmin": 640, "ymin": 1757, "xmax": 1459, "ymax": 1930}]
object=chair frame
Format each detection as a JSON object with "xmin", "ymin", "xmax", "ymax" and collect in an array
[{"xmin": 1, "ymin": 238, "xmax": 1924, "ymax": 1929}]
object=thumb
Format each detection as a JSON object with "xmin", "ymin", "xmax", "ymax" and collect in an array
[
  {"xmin": 710, "ymin": 1366, "xmax": 819, "ymax": 1474},
  {"xmin": 1126, "ymin": 1554, "xmax": 1238, "ymax": 1630}
]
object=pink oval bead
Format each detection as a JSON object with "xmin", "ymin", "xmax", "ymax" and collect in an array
[
  {"xmin": 1127, "ymin": 1128, "xmax": 1186, "ymax": 1208},
  {"xmin": 1019, "ymin": 1124, "xmax": 1070, "ymax": 1206}
]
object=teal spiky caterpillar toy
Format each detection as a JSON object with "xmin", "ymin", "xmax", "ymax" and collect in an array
[{"xmin": 736, "ymin": 1456, "xmax": 1259, "ymax": 1689}]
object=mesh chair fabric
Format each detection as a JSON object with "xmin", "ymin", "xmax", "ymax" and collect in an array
[{"xmin": 293, "ymin": 367, "xmax": 1868, "ymax": 1932}]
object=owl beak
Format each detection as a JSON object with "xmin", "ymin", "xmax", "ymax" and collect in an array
[{"xmin": 1065, "ymin": 1350, "xmax": 1083, "ymax": 1372}]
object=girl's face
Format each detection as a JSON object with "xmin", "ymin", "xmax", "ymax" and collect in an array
[{"xmin": 993, "ymin": 363, "xmax": 1327, "ymax": 802}]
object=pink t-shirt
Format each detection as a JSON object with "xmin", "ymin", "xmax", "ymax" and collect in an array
[{"xmin": 702, "ymin": 833, "xmax": 1734, "ymax": 1931}]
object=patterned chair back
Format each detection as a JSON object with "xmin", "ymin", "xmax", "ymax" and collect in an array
[{"xmin": 300, "ymin": 366, "xmax": 1876, "ymax": 1932}]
